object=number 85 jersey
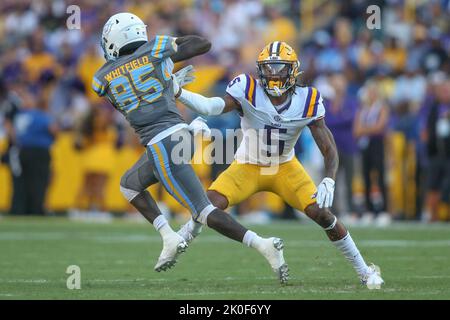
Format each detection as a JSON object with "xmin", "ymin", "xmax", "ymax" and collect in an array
[
  {"xmin": 226, "ymin": 74, "xmax": 325, "ymax": 165},
  {"xmin": 92, "ymin": 35, "xmax": 184, "ymax": 146}
]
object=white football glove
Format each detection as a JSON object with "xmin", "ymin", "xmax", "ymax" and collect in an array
[
  {"xmin": 172, "ymin": 65, "xmax": 195, "ymax": 97},
  {"xmin": 187, "ymin": 116, "xmax": 211, "ymax": 139},
  {"xmin": 316, "ymin": 177, "xmax": 335, "ymax": 208}
]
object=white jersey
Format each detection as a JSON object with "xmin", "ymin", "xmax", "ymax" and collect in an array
[{"xmin": 226, "ymin": 73, "xmax": 325, "ymax": 165}]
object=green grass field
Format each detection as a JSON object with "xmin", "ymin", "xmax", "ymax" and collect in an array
[{"xmin": 0, "ymin": 216, "xmax": 449, "ymax": 300}]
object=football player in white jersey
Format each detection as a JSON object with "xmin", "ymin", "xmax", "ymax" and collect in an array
[{"xmin": 173, "ymin": 41, "xmax": 384, "ymax": 288}]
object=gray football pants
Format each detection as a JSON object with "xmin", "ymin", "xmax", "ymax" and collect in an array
[{"xmin": 119, "ymin": 128, "xmax": 214, "ymax": 223}]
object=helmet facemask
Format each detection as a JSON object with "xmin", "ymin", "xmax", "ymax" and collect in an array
[{"xmin": 257, "ymin": 61, "xmax": 298, "ymax": 97}]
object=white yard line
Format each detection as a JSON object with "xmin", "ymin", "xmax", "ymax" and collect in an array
[
  {"xmin": 411, "ymin": 275, "xmax": 450, "ymax": 279},
  {"xmin": 3, "ymin": 275, "xmax": 450, "ymax": 285},
  {"xmin": 149, "ymin": 287, "xmax": 403, "ymax": 297},
  {"xmin": 0, "ymin": 279, "xmax": 48, "ymax": 283},
  {"xmin": 1, "ymin": 232, "xmax": 449, "ymax": 248}
]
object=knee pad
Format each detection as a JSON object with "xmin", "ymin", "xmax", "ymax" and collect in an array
[
  {"xmin": 120, "ymin": 185, "xmax": 140, "ymax": 202},
  {"xmin": 120, "ymin": 172, "xmax": 141, "ymax": 202},
  {"xmin": 195, "ymin": 204, "xmax": 216, "ymax": 225}
]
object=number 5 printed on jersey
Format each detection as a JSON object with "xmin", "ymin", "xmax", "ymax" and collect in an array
[
  {"xmin": 110, "ymin": 62, "xmax": 163, "ymax": 113},
  {"xmin": 264, "ymin": 125, "xmax": 287, "ymax": 157}
]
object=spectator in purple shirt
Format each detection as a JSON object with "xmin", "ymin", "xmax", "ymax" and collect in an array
[{"xmin": 323, "ymin": 74, "xmax": 358, "ymax": 217}]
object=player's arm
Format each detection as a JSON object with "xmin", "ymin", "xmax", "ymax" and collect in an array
[
  {"xmin": 309, "ymin": 118, "xmax": 339, "ymax": 208},
  {"xmin": 173, "ymin": 72, "xmax": 246, "ymax": 115},
  {"xmin": 309, "ymin": 118, "xmax": 339, "ymax": 180},
  {"xmin": 175, "ymin": 88, "xmax": 239, "ymax": 116},
  {"xmin": 171, "ymin": 36, "xmax": 211, "ymax": 63}
]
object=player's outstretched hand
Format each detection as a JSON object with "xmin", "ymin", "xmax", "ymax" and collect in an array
[
  {"xmin": 175, "ymin": 65, "xmax": 195, "ymax": 86},
  {"xmin": 173, "ymin": 64, "xmax": 195, "ymax": 87},
  {"xmin": 316, "ymin": 177, "xmax": 335, "ymax": 208},
  {"xmin": 188, "ymin": 116, "xmax": 211, "ymax": 139},
  {"xmin": 172, "ymin": 65, "xmax": 195, "ymax": 97}
]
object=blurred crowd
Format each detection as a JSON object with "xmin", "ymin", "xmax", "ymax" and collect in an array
[{"xmin": 0, "ymin": 0, "xmax": 449, "ymax": 224}]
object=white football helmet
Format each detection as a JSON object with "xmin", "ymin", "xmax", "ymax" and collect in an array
[{"xmin": 101, "ymin": 12, "xmax": 148, "ymax": 61}]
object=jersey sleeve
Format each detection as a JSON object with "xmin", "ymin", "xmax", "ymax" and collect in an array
[
  {"xmin": 225, "ymin": 74, "xmax": 249, "ymax": 102},
  {"xmin": 314, "ymin": 92, "xmax": 325, "ymax": 121},
  {"xmin": 148, "ymin": 35, "xmax": 178, "ymax": 60},
  {"xmin": 92, "ymin": 74, "xmax": 106, "ymax": 97},
  {"xmin": 160, "ymin": 58, "xmax": 174, "ymax": 81},
  {"xmin": 302, "ymin": 86, "xmax": 325, "ymax": 121}
]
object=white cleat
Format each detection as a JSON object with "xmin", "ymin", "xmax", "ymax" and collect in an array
[
  {"xmin": 177, "ymin": 220, "xmax": 203, "ymax": 245},
  {"xmin": 361, "ymin": 264, "xmax": 384, "ymax": 289},
  {"xmin": 258, "ymin": 237, "xmax": 289, "ymax": 284},
  {"xmin": 154, "ymin": 233, "xmax": 188, "ymax": 272},
  {"xmin": 177, "ymin": 222, "xmax": 197, "ymax": 244}
]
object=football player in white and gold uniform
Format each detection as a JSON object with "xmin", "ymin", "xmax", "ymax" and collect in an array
[{"xmin": 174, "ymin": 41, "xmax": 384, "ymax": 288}]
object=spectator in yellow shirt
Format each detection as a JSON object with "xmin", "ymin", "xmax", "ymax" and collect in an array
[{"xmin": 22, "ymin": 29, "xmax": 61, "ymax": 83}]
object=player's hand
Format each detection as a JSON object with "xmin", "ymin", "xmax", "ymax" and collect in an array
[
  {"xmin": 316, "ymin": 177, "xmax": 335, "ymax": 208},
  {"xmin": 172, "ymin": 65, "xmax": 195, "ymax": 97},
  {"xmin": 175, "ymin": 65, "xmax": 195, "ymax": 86},
  {"xmin": 188, "ymin": 116, "xmax": 211, "ymax": 139}
]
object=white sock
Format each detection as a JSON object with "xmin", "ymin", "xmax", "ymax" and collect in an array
[
  {"xmin": 242, "ymin": 230, "xmax": 264, "ymax": 250},
  {"xmin": 153, "ymin": 215, "xmax": 174, "ymax": 240},
  {"xmin": 332, "ymin": 232, "xmax": 370, "ymax": 276}
]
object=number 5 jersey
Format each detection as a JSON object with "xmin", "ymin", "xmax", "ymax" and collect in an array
[{"xmin": 226, "ymin": 74, "xmax": 326, "ymax": 165}]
